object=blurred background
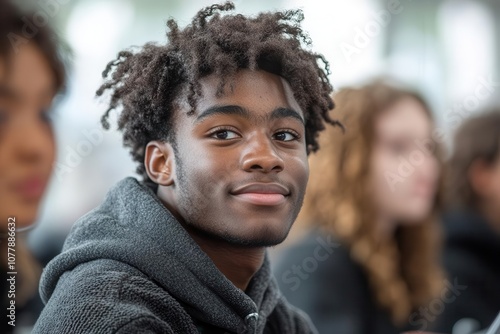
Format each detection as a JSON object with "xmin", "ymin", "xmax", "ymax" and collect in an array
[{"xmin": 23, "ymin": 0, "xmax": 500, "ymax": 262}]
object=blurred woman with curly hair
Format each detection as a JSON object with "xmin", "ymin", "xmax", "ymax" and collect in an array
[{"xmin": 275, "ymin": 80, "xmax": 444, "ymax": 334}]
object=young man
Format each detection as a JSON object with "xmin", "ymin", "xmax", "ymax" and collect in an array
[{"xmin": 34, "ymin": 2, "xmax": 340, "ymax": 333}]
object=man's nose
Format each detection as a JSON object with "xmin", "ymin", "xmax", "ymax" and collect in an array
[{"xmin": 240, "ymin": 133, "xmax": 284, "ymax": 173}]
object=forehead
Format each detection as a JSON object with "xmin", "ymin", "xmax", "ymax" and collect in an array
[
  {"xmin": 5, "ymin": 43, "xmax": 55, "ymax": 101},
  {"xmin": 194, "ymin": 69, "xmax": 303, "ymax": 118},
  {"xmin": 376, "ymin": 97, "xmax": 432, "ymax": 138}
]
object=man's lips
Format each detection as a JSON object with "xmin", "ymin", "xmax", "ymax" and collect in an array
[{"xmin": 230, "ymin": 183, "xmax": 290, "ymax": 206}]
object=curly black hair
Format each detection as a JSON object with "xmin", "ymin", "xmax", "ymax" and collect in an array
[{"xmin": 97, "ymin": 1, "xmax": 341, "ymax": 185}]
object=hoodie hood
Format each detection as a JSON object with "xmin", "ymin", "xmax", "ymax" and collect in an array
[{"xmin": 39, "ymin": 177, "xmax": 282, "ymax": 333}]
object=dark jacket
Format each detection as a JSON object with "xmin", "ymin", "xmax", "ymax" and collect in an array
[
  {"xmin": 33, "ymin": 177, "xmax": 316, "ymax": 334},
  {"xmin": 428, "ymin": 210, "xmax": 500, "ymax": 333},
  {"xmin": 273, "ymin": 229, "xmax": 401, "ymax": 334}
]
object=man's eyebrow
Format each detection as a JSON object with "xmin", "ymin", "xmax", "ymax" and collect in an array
[
  {"xmin": 270, "ymin": 107, "xmax": 304, "ymax": 125},
  {"xmin": 195, "ymin": 105, "xmax": 249, "ymax": 123},
  {"xmin": 195, "ymin": 105, "xmax": 304, "ymax": 125}
]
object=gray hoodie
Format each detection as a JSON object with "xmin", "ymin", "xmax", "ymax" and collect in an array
[{"xmin": 33, "ymin": 177, "xmax": 316, "ymax": 334}]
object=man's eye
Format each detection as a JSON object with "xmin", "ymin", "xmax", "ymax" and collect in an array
[
  {"xmin": 273, "ymin": 131, "xmax": 298, "ymax": 142},
  {"xmin": 212, "ymin": 129, "xmax": 239, "ymax": 140}
]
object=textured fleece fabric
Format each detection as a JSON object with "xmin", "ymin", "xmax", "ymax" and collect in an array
[{"xmin": 33, "ymin": 177, "xmax": 316, "ymax": 334}]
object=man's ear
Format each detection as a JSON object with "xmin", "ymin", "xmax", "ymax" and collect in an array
[{"xmin": 145, "ymin": 140, "xmax": 176, "ymax": 186}]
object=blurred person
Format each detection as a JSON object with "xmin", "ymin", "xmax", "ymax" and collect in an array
[
  {"xmin": 274, "ymin": 80, "xmax": 445, "ymax": 334},
  {"xmin": 0, "ymin": 0, "xmax": 67, "ymax": 332},
  {"xmin": 33, "ymin": 2, "xmax": 342, "ymax": 333},
  {"xmin": 428, "ymin": 109, "xmax": 500, "ymax": 333}
]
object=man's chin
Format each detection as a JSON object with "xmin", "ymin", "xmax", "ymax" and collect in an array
[
  {"xmin": 224, "ymin": 237, "xmax": 286, "ymax": 248},
  {"xmin": 184, "ymin": 221, "xmax": 293, "ymax": 248},
  {"xmin": 224, "ymin": 228, "xmax": 291, "ymax": 248}
]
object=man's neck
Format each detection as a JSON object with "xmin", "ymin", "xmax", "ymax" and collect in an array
[
  {"xmin": 189, "ymin": 233, "xmax": 265, "ymax": 292},
  {"xmin": 156, "ymin": 188, "xmax": 266, "ymax": 291}
]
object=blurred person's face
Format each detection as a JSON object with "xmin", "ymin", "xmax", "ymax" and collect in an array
[
  {"xmin": 150, "ymin": 69, "xmax": 309, "ymax": 247},
  {"xmin": 0, "ymin": 44, "xmax": 56, "ymax": 230},
  {"xmin": 469, "ymin": 153, "xmax": 500, "ymax": 229},
  {"xmin": 370, "ymin": 97, "xmax": 439, "ymax": 228}
]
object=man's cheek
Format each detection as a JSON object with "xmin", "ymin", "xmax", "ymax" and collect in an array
[
  {"xmin": 188, "ymin": 170, "xmax": 227, "ymax": 212},
  {"xmin": 291, "ymin": 156, "xmax": 309, "ymax": 188}
]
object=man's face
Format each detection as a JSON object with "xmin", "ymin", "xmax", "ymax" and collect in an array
[{"xmin": 168, "ymin": 69, "xmax": 309, "ymax": 247}]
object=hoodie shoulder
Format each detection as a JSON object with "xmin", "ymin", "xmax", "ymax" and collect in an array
[{"xmin": 33, "ymin": 259, "xmax": 197, "ymax": 334}]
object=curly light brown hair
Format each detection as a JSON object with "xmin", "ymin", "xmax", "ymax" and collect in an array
[{"xmin": 299, "ymin": 80, "xmax": 444, "ymax": 325}]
